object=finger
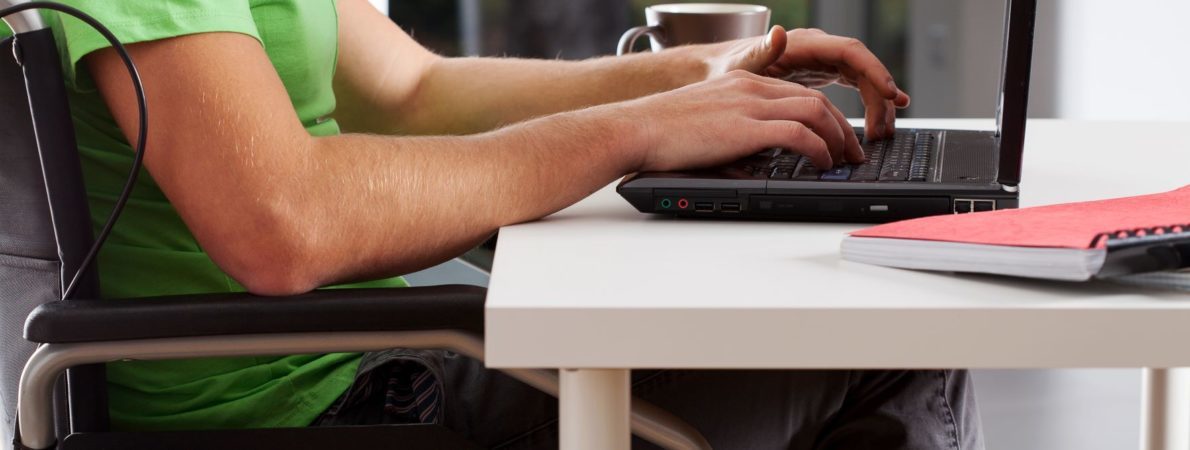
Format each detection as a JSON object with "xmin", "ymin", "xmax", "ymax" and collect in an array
[
  {"xmin": 752, "ymin": 97, "xmax": 846, "ymax": 165},
  {"xmin": 833, "ymin": 65, "xmax": 900, "ymax": 139},
  {"xmin": 735, "ymin": 71, "xmax": 821, "ymax": 99},
  {"xmin": 858, "ymin": 78, "xmax": 891, "ymax": 141},
  {"xmin": 834, "ymin": 65, "xmax": 883, "ymax": 139},
  {"xmin": 742, "ymin": 74, "xmax": 866, "ymax": 164},
  {"xmin": 735, "ymin": 26, "xmax": 788, "ymax": 74},
  {"xmin": 759, "ymin": 120, "xmax": 832, "ymax": 168},
  {"xmin": 829, "ymin": 99, "xmax": 865, "ymax": 164},
  {"xmin": 895, "ymin": 89, "xmax": 911, "ymax": 109},
  {"xmin": 735, "ymin": 74, "xmax": 861, "ymax": 163},
  {"xmin": 885, "ymin": 99, "xmax": 897, "ymax": 136},
  {"xmin": 843, "ymin": 72, "xmax": 910, "ymax": 109},
  {"xmin": 832, "ymin": 76, "xmax": 860, "ymax": 90},
  {"xmin": 797, "ymin": 89, "xmax": 864, "ymax": 164},
  {"xmin": 808, "ymin": 34, "xmax": 900, "ymax": 100}
]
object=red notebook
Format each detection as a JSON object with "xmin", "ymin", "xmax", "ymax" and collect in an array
[{"xmin": 841, "ymin": 185, "xmax": 1190, "ymax": 281}]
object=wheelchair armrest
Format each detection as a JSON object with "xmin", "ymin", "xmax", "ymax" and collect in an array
[
  {"xmin": 24, "ymin": 285, "xmax": 485, "ymax": 344},
  {"xmin": 18, "ymin": 284, "xmax": 714, "ymax": 450}
]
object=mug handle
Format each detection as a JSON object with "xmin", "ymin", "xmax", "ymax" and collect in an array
[{"xmin": 617, "ymin": 25, "xmax": 664, "ymax": 56}]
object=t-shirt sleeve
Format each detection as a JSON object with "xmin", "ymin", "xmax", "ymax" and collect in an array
[{"xmin": 48, "ymin": 0, "xmax": 262, "ymax": 89}]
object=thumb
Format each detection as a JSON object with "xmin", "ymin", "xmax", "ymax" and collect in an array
[{"xmin": 736, "ymin": 25, "xmax": 787, "ymax": 74}]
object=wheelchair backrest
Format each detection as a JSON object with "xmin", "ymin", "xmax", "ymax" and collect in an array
[{"xmin": 1, "ymin": 25, "xmax": 104, "ymax": 445}]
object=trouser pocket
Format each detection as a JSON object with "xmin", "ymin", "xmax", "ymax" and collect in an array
[{"xmin": 312, "ymin": 349, "xmax": 447, "ymax": 426}]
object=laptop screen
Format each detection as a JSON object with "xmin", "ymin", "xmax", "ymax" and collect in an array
[{"xmin": 994, "ymin": 0, "xmax": 1036, "ymax": 187}]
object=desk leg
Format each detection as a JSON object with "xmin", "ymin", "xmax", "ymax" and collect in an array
[
  {"xmin": 560, "ymin": 368, "xmax": 631, "ymax": 450},
  {"xmin": 1142, "ymin": 368, "xmax": 1190, "ymax": 450}
]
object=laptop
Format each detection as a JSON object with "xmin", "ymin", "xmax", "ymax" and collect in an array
[{"xmin": 617, "ymin": 0, "xmax": 1036, "ymax": 222}]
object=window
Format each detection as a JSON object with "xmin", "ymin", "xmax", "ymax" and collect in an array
[
  {"xmin": 392, "ymin": 1, "xmax": 808, "ymax": 59},
  {"xmin": 388, "ymin": 1, "xmax": 1029, "ymax": 119}
]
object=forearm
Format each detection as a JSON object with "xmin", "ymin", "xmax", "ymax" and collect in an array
[
  {"xmin": 218, "ymin": 105, "xmax": 643, "ymax": 293},
  {"xmin": 359, "ymin": 48, "xmax": 710, "ymax": 136}
]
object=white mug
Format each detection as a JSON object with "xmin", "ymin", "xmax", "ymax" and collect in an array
[{"xmin": 617, "ymin": 3, "xmax": 771, "ymax": 56}]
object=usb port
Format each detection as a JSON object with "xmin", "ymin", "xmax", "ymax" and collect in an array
[
  {"xmin": 721, "ymin": 202, "xmax": 741, "ymax": 213},
  {"xmin": 694, "ymin": 202, "xmax": 714, "ymax": 212},
  {"xmin": 953, "ymin": 200, "xmax": 974, "ymax": 214},
  {"xmin": 955, "ymin": 199, "xmax": 996, "ymax": 214}
]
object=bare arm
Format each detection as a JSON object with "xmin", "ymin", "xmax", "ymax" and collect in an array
[
  {"xmin": 88, "ymin": 32, "xmax": 845, "ymax": 296},
  {"xmin": 332, "ymin": 0, "xmax": 908, "ymax": 140}
]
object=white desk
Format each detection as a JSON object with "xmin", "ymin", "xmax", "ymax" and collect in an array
[{"xmin": 485, "ymin": 119, "xmax": 1190, "ymax": 449}]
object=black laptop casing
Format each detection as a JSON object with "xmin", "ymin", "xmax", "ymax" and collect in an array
[{"xmin": 618, "ymin": 129, "xmax": 1017, "ymax": 222}]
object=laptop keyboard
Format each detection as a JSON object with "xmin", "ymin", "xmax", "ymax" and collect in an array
[{"xmin": 739, "ymin": 131, "xmax": 937, "ymax": 182}]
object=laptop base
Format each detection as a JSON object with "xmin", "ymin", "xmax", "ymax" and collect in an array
[{"xmin": 618, "ymin": 184, "xmax": 1018, "ymax": 223}]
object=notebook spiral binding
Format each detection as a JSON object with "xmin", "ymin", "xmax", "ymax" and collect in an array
[
  {"xmin": 1094, "ymin": 223, "xmax": 1190, "ymax": 250},
  {"xmin": 1095, "ymin": 222, "xmax": 1190, "ymax": 287}
]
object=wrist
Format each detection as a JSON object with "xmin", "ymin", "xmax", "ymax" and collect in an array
[
  {"xmin": 571, "ymin": 101, "xmax": 654, "ymax": 174},
  {"xmin": 612, "ymin": 44, "xmax": 714, "ymax": 92},
  {"xmin": 660, "ymin": 44, "xmax": 717, "ymax": 84},
  {"xmin": 707, "ymin": 36, "xmax": 768, "ymax": 78}
]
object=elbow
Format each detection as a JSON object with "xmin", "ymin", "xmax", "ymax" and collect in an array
[
  {"xmin": 203, "ymin": 215, "xmax": 323, "ymax": 297},
  {"xmin": 232, "ymin": 257, "xmax": 319, "ymax": 297}
]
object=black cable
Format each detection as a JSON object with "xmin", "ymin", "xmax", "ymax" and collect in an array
[{"xmin": 1, "ymin": 1, "xmax": 148, "ymax": 300}]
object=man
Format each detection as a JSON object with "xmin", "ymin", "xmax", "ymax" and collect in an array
[{"xmin": 3, "ymin": 0, "xmax": 980, "ymax": 448}]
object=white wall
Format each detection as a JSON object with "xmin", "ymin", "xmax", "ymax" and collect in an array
[
  {"xmin": 904, "ymin": 0, "xmax": 1190, "ymax": 121},
  {"xmin": 1055, "ymin": 0, "xmax": 1190, "ymax": 120}
]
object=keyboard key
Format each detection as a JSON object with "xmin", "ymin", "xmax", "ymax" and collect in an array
[
  {"xmin": 793, "ymin": 160, "xmax": 825, "ymax": 180},
  {"xmin": 770, "ymin": 166, "xmax": 795, "ymax": 179},
  {"xmin": 851, "ymin": 172, "xmax": 879, "ymax": 182},
  {"xmin": 879, "ymin": 168, "xmax": 910, "ymax": 181},
  {"xmin": 851, "ymin": 163, "xmax": 881, "ymax": 181},
  {"xmin": 820, "ymin": 166, "xmax": 853, "ymax": 181},
  {"xmin": 862, "ymin": 143, "xmax": 885, "ymax": 164},
  {"xmin": 879, "ymin": 157, "xmax": 911, "ymax": 180},
  {"xmin": 851, "ymin": 138, "xmax": 884, "ymax": 181},
  {"xmin": 775, "ymin": 159, "xmax": 797, "ymax": 164},
  {"xmin": 771, "ymin": 155, "xmax": 801, "ymax": 165}
]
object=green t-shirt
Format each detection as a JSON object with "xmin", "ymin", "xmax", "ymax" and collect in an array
[{"xmin": 3, "ymin": 0, "xmax": 405, "ymax": 431}]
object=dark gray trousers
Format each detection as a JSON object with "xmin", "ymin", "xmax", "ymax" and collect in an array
[{"xmin": 317, "ymin": 351, "xmax": 984, "ymax": 450}]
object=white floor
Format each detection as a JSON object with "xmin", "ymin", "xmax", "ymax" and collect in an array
[{"xmin": 408, "ymin": 261, "xmax": 1149, "ymax": 449}]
